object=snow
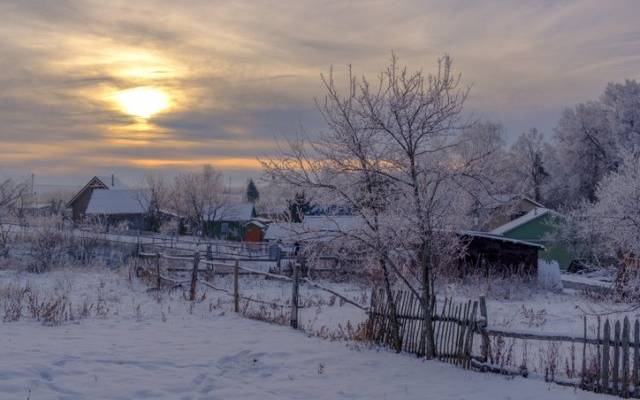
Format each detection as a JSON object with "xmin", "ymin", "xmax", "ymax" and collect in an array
[
  {"xmin": 204, "ymin": 203, "xmax": 255, "ymax": 221},
  {"xmin": 537, "ymin": 259, "xmax": 563, "ymax": 291},
  {"xmin": 85, "ymin": 189, "xmax": 147, "ymax": 215},
  {"xmin": 0, "ymin": 268, "xmax": 600, "ymax": 399}
]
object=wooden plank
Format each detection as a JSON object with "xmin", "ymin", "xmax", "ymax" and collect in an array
[
  {"xmin": 290, "ymin": 262, "xmax": 299, "ymax": 329},
  {"xmin": 597, "ymin": 316, "xmax": 602, "ymax": 385},
  {"xmin": 614, "ymin": 320, "xmax": 621, "ymax": 395},
  {"xmin": 465, "ymin": 301, "xmax": 478, "ymax": 369},
  {"xmin": 446, "ymin": 303, "xmax": 458, "ymax": 362},
  {"xmin": 409, "ymin": 292, "xmax": 420, "ymax": 354},
  {"xmin": 622, "ymin": 317, "xmax": 630, "ymax": 398},
  {"xmin": 189, "ymin": 252, "xmax": 200, "ymax": 301},
  {"xmin": 582, "ymin": 315, "xmax": 587, "ymax": 389},
  {"xmin": 233, "ymin": 260, "xmax": 239, "ymax": 313},
  {"xmin": 479, "ymin": 296, "xmax": 490, "ymax": 363},
  {"xmin": 442, "ymin": 300, "xmax": 454, "ymax": 361},
  {"xmin": 634, "ymin": 319, "xmax": 639, "ymax": 398},
  {"xmin": 456, "ymin": 302, "xmax": 469, "ymax": 365},
  {"xmin": 602, "ymin": 319, "xmax": 610, "ymax": 394},
  {"xmin": 435, "ymin": 298, "xmax": 448, "ymax": 357}
]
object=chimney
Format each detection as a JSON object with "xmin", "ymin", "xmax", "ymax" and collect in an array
[{"xmin": 111, "ymin": 174, "xmax": 115, "ymax": 187}]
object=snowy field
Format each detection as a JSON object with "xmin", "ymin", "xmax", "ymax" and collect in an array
[
  {"xmin": 0, "ymin": 269, "xmax": 600, "ymax": 400},
  {"xmin": 0, "ymin": 266, "xmax": 625, "ymax": 398}
]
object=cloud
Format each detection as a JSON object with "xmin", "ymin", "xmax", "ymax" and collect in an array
[{"xmin": 1, "ymin": 0, "xmax": 640, "ymax": 184}]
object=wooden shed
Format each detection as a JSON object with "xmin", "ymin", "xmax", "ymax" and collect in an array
[{"xmin": 459, "ymin": 231, "xmax": 544, "ymax": 275}]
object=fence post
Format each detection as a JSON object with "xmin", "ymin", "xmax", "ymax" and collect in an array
[
  {"xmin": 582, "ymin": 315, "xmax": 587, "ymax": 388},
  {"xmin": 155, "ymin": 252, "xmax": 161, "ymax": 289},
  {"xmin": 479, "ymin": 296, "xmax": 490, "ymax": 363},
  {"xmin": 206, "ymin": 244, "xmax": 214, "ymax": 283},
  {"xmin": 603, "ymin": 319, "xmax": 611, "ymax": 393},
  {"xmin": 233, "ymin": 260, "xmax": 239, "ymax": 313},
  {"xmin": 190, "ymin": 251, "xmax": 200, "ymax": 301},
  {"xmin": 623, "ymin": 317, "xmax": 630, "ymax": 398},
  {"xmin": 290, "ymin": 262, "xmax": 299, "ymax": 329}
]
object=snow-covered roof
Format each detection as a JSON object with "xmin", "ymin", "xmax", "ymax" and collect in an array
[
  {"xmin": 490, "ymin": 207, "xmax": 558, "ymax": 235},
  {"xmin": 85, "ymin": 189, "xmax": 148, "ymax": 215},
  {"xmin": 204, "ymin": 203, "xmax": 255, "ymax": 222},
  {"xmin": 265, "ymin": 215, "xmax": 544, "ymax": 249},
  {"xmin": 66, "ymin": 175, "xmax": 130, "ymax": 208},
  {"xmin": 462, "ymin": 230, "xmax": 545, "ymax": 249},
  {"xmin": 264, "ymin": 216, "xmax": 361, "ymax": 242}
]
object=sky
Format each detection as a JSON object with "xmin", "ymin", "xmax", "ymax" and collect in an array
[{"xmin": 1, "ymin": 0, "xmax": 640, "ymax": 188}]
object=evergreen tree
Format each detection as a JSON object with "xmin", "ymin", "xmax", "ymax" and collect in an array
[{"xmin": 246, "ymin": 179, "xmax": 260, "ymax": 203}]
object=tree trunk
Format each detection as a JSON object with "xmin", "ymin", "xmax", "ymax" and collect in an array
[
  {"xmin": 381, "ymin": 257, "xmax": 402, "ymax": 352},
  {"xmin": 420, "ymin": 242, "xmax": 436, "ymax": 359}
]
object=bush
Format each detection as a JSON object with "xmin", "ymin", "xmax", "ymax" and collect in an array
[
  {"xmin": 537, "ymin": 260, "xmax": 563, "ymax": 292},
  {"xmin": 26, "ymin": 218, "xmax": 69, "ymax": 273}
]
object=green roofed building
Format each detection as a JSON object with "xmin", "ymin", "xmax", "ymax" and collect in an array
[{"xmin": 490, "ymin": 207, "xmax": 573, "ymax": 270}]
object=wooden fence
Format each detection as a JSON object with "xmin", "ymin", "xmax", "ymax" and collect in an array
[
  {"xmin": 136, "ymin": 250, "xmax": 368, "ymax": 329},
  {"xmin": 367, "ymin": 288, "xmax": 640, "ymax": 399},
  {"xmin": 367, "ymin": 289, "xmax": 478, "ymax": 368}
]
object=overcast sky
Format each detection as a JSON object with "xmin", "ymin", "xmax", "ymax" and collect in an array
[{"xmin": 1, "ymin": 0, "xmax": 640, "ymax": 187}]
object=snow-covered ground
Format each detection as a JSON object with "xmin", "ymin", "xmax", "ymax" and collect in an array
[
  {"xmin": 1, "ymin": 306, "xmax": 600, "ymax": 399},
  {"xmin": 0, "ymin": 266, "xmax": 623, "ymax": 398}
]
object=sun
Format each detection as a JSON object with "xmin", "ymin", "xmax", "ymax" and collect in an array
[{"xmin": 114, "ymin": 87, "xmax": 170, "ymax": 119}]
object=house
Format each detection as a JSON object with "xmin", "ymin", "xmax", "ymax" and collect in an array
[
  {"xmin": 84, "ymin": 189, "xmax": 148, "ymax": 230},
  {"xmin": 202, "ymin": 203, "xmax": 258, "ymax": 241},
  {"xmin": 479, "ymin": 194, "xmax": 545, "ymax": 231},
  {"xmin": 264, "ymin": 216, "xmax": 543, "ymax": 273},
  {"xmin": 66, "ymin": 175, "xmax": 128, "ymax": 222},
  {"xmin": 490, "ymin": 207, "xmax": 572, "ymax": 270}
]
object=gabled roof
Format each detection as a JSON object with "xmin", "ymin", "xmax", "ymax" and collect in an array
[
  {"xmin": 461, "ymin": 230, "xmax": 545, "ymax": 249},
  {"xmin": 203, "ymin": 203, "xmax": 255, "ymax": 222},
  {"xmin": 85, "ymin": 189, "xmax": 147, "ymax": 215},
  {"xmin": 490, "ymin": 207, "xmax": 559, "ymax": 235},
  {"xmin": 66, "ymin": 175, "xmax": 129, "ymax": 208}
]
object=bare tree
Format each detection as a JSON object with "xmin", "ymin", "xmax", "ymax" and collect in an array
[
  {"xmin": 171, "ymin": 164, "xmax": 225, "ymax": 236},
  {"xmin": 139, "ymin": 173, "xmax": 170, "ymax": 232},
  {"xmin": 0, "ymin": 178, "xmax": 29, "ymax": 220},
  {"xmin": 510, "ymin": 128, "xmax": 549, "ymax": 203},
  {"xmin": 263, "ymin": 54, "xmax": 491, "ymax": 357}
]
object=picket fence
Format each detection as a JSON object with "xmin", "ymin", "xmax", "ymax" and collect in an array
[
  {"xmin": 368, "ymin": 288, "xmax": 640, "ymax": 399},
  {"xmin": 367, "ymin": 289, "xmax": 479, "ymax": 368}
]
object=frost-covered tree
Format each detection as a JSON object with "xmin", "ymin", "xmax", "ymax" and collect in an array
[
  {"xmin": 581, "ymin": 150, "xmax": 640, "ymax": 258},
  {"xmin": 287, "ymin": 192, "xmax": 313, "ymax": 223},
  {"xmin": 139, "ymin": 173, "xmax": 169, "ymax": 232},
  {"xmin": 510, "ymin": 128, "xmax": 549, "ymax": 203},
  {"xmin": 0, "ymin": 178, "xmax": 28, "ymax": 220},
  {"xmin": 552, "ymin": 101, "xmax": 617, "ymax": 203},
  {"xmin": 550, "ymin": 79, "xmax": 640, "ymax": 206},
  {"xmin": 171, "ymin": 164, "xmax": 225, "ymax": 236},
  {"xmin": 263, "ymin": 54, "xmax": 492, "ymax": 357},
  {"xmin": 601, "ymin": 80, "xmax": 640, "ymax": 151}
]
